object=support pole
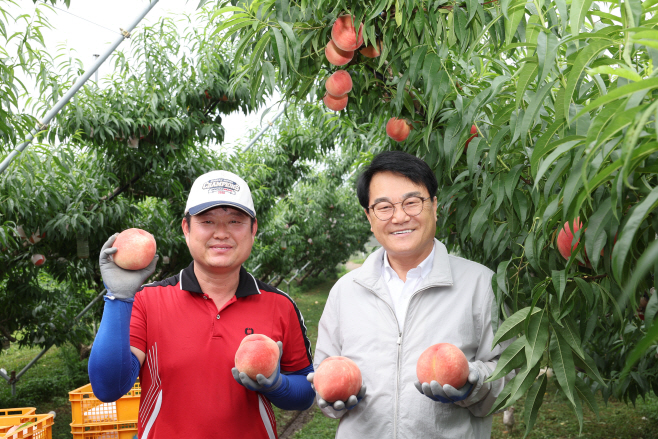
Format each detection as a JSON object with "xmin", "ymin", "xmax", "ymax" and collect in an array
[
  {"xmin": 0, "ymin": 0, "xmax": 161, "ymax": 174},
  {"xmin": 1, "ymin": 289, "xmax": 106, "ymax": 394},
  {"xmin": 242, "ymin": 104, "xmax": 288, "ymax": 153}
]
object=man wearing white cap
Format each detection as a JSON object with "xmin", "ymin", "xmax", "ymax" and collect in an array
[{"xmin": 88, "ymin": 171, "xmax": 315, "ymax": 439}]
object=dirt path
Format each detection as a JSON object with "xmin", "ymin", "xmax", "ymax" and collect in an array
[
  {"xmin": 344, "ymin": 261, "xmax": 362, "ymax": 271},
  {"xmin": 278, "ymin": 405, "xmax": 316, "ymax": 439}
]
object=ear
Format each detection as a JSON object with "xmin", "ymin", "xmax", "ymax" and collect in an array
[
  {"xmin": 181, "ymin": 217, "xmax": 190, "ymax": 244},
  {"xmin": 364, "ymin": 208, "xmax": 374, "ymax": 232},
  {"xmin": 432, "ymin": 196, "xmax": 438, "ymax": 222},
  {"xmin": 252, "ymin": 217, "xmax": 258, "ymax": 239}
]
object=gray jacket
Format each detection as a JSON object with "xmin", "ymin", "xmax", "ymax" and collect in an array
[{"xmin": 314, "ymin": 239, "xmax": 513, "ymax": 439}]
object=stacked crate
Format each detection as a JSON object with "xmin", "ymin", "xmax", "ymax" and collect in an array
[
  {"xmin": 68, "ymin": 383, "xmax": 141, "ymax": 439},
  {"xmin": 0, "ymin": 408, "xmax": 54, "ymax": 439}
]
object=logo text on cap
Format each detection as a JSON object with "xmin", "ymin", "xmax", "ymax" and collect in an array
[{"xmin": 202, "ymin": 178, "xmax": 240, "ymax": 195}]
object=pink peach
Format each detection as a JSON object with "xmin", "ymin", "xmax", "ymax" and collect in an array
[
  {"xmin": 331, "ymin": 15, "xmax": 364, "ymax": 51},
  {"xmin": 416, "ymin": 343, "xmax": 469, "ymax": 388},
  {"xmin": 325, "ymin": 70, "xmax": 352, "ymax": 97},
  {"xmin": 234, "ymin": 334, "xmax": 280, "ymax": 380},
  {"xmin": 323, "ymin": 93, "xmax": 348, "ymax": 111},
  {"xmin": 314, "ymin": 356, "xmax": 362, "ymax": 403},
  {"xmin": 386, "ymin": 118, "xmax": 411, "ymax": 142},
  {"xmin": 360, "ymin": 41, "xmax": 381, "ymax": 58},
  {"xmin": 325, "ymin": 40, "xmax": 354, "ymax": 66},
  {"xmin": 112, "ymin": 228, "xmax": 157, "ymax": 271}
]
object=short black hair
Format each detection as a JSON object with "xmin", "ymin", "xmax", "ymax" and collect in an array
[
  {"xmin": 356, "ymin": 151, "xmax": 438, "ymax": 209},
  {"xmin": 184, "ymin": 209, "xmax": 256, "ymax": 231}
]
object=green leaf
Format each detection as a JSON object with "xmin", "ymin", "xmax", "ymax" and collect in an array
[
  {"xmin": 409, "ymin": 46, "xmax": 427, "ymax": 83},
  {"xmin": 523, "ymin": 374, "xmax": 548, "ymax": 438},
  {"xmin": 271, "ymin": 28, "xmax": 287, "ymax": 79},
  {"xmin": 515, "ymin": 61, "xmax": 538, "ymax": 109},
  {"xmin": 564, "ymin": 40, "xmax": 610, "ymax": 119},
  {"xmin": 570, "ymin": 0, "xmax": 594, "ymax": 38},
  {"xmin": 492, "ymin": 306, "xmax": 543, "ymax": 348},
  {"xmin": 622, "ymin": 239, "xmax": 658, "ymax": 314},
  {"xmin": 575, "ymin": 376, "xmax": 599, "ymax": 417},
  {"xmin": 573, "ymin": 351, "xmax": 606, "ymax": 387},
  {"xmin": 552, "ymin": 317, "xmax": 586, "ymax": 360},
  {"xmin": 621, "ymin": 304, "xmax": 658, "ymax": 379},
  {"xmin": 573, "ymin": 77, "xmax": 658, "ymax": 121},
  {"xmin": 584, "ymin": 199, "xmax": 611, "ymax": 268},
  {"xmin": 645, "ymin": 291, "xmax": 658, "ymax": 330},
  {"xmin": 525, "ymin": 308, "xmax": 549, "ymax": 369},
  {"xmin": 549, "ymin": 329, "xmax": 578, "ymax": 407},
  {"xmin": 505, "ymin": 164, "xmax": 524, "ymax": 202},
  {"xmin": 488, "ymin": 363, "xmax": 541, "ymax": 415},
  {"xmin": 534, "ymin": 138, "xmax": 583, "ymax": 186},
  {"xmin": 530, "ymin": 120, "xmax": 565, "ymax": 177},
  {"xmin": 537, "ymin": 32, "xmax": 558, "ymax": 83},
  {"xmin": 587, "ymin": 65, "xmax": 643, "ymax": 82},
  {"xmin": 517, "ymin": 80, "xmax": 556, "ymax": 144},
  {"xmin": 612, "ymin": 186, "xmax": 658, "ymax": 282},
  {"xmin": 487, "ymin": 336, "xmax": 527, "ymax": 382},
  {"xmin": 552, "ymin": 270, "xmax": 567, "ymax": 304},
  {"xmin": 525, "ymin": 231, "xmax": 541, "ymax": 272},
  {"xmin": 505, "ymin": 0, "xmax": 526, "ymax": 45}
]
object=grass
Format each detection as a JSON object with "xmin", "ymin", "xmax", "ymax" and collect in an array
[
  {"xmin": 0, "ymin": 343, "xmax": 85, "ymax": 439},
  {"xmin": 3, "ymin": 270, "xmax": 658, "ymax": 439},
  {"xmin": 489, "ymin": 378, "xmax": 658, "ymax": 439}
]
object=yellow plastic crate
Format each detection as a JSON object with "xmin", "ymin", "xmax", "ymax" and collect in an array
[
  {"xmin": 70, "ymin": 421, "xmax": 137, "ymax": 439},
  {"xmin": 0, "ymin": 413, "xmax": 54, "ymax": 439},
  {"xmin": 69, "ymin": 382, "xmax": 142, "ymax": 425},
  {"xmin": 68, "ymin": 383, "xmax": 140, "ymax": 426},
  {"xmin": 0, "ymin": 410, "xmax": 35, "ymax": 436},
  {"xmin": 0, "ymin": 409, "xmax": 35, "ymax": 418}
]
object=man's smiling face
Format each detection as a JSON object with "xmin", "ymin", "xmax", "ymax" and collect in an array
[
  {"xmin": 365, "ymin": 171, "xmax": 437, "ymax": 262},
  {"xmin": 182, "ymin": 206, "xmax": 256, "ymax": 273}
]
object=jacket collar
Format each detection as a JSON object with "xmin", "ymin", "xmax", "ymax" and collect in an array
[
  {"xmin": 179, "ymin": 261, "xmax": 261, "ymax": 298},
  {"xmin": 355, "ymin": 239, "xmax": 454, "ymax": 292}
]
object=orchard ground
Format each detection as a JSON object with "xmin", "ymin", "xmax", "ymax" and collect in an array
[{"xmin": 2, "ymin": 265, "xmax": 658, "ymax": 438}]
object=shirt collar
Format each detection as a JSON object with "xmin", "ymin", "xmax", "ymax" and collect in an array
[
  {"xmin": 179, "ymin": 261, "xmax": 261, "ymax": 298},
  {"xmin": 381, "ymin": 243, "xmax": 436, "ymax": 282}
]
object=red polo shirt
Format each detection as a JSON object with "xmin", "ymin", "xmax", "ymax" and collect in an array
[{"xmin": 130, "ymin": 262, "xmax": 312, "ymax": 439}]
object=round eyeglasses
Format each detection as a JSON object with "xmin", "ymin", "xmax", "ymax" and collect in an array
[{"xmin": 368, "ymin": 196, "xmax": 431, "ymax": 221}]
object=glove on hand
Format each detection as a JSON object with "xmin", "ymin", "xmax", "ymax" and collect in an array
[
  {"xmin": 99, "ymin": 233, "xmax": 158, "ymax": 301},
  {"xmin": 232, "ymin": 341, "xmax": 284, "ymax": 393},
  {"xmin": 307, "ymin": 373, "xmax": 366, "ymax": 411},
  {"xmin": 414, "ymin": 363, "xmax": 479, "ymax": 403}
]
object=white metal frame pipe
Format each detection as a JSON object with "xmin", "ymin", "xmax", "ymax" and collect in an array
[
  {"xmin": 243, "ymin": 104, "xmax": 288, "ymax": 152},
  {"xmin": 0, "ymin": 0, "xmax": 161, "ymax": 174}
]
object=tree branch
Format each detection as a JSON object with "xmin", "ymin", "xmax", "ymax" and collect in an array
[{"xmin": 0, "ymin": 324, "xmax": 17, "ymax": 342}]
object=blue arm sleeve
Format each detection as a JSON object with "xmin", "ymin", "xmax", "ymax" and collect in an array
[
  {"xmin": 264, "ymin": 364, "xmax": 315, "ymax": 411},
  {"xmin": 88, "ymin": 297, "xmax": 141, "ymax": 402}
]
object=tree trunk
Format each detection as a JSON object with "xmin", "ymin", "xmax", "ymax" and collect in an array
[{"xmin": 296, "ymin": 265, "xmax": 317, "ymax": 285}]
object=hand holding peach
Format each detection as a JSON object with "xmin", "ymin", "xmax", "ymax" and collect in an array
[
  {"xmin": 99, "ymin": 232, "xmax": 159, "ymax": 300},
  {"xmin": 414, "ymin": 343, "xmax": 479, "ymax": 403},
  {"xmin": 232, "ymin": 337, "xmax": 284, "ymax": 393},
  {"xmin": 307, "ymin": 356, "xmax": 366, "ymax": 411}
]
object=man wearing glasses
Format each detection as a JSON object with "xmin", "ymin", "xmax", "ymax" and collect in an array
[{"xmin": 309, "ymin": 151, "xmax": 512, "ymax": 438}]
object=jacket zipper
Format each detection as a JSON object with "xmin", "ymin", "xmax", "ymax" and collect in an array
[{"xmin": 354, "ymin": 282, "xmax": 448, "ymax": 439}]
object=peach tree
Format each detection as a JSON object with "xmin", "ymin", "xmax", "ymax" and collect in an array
[
  {"xmin": 211, "ymin": 0, "xmax": 658, "ymax": 434},
  {"xmin": 0, "ymin": 8, "xmax": 368, "ymax": 353}
]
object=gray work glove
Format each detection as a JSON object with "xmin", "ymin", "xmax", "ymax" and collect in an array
[
  {"xmin": 307, "ymin": 373, "xmax": 366, "ymax": 411},
  {"xmin": 232, "ymin": 341, "xmax": 284, "ymax": 393},
  {"xmin": 414, "ymin": 363, "xmax": 479, "ymax": 403},
  {"xmin": 99, "ymin": 233, "xmax": 158, "ymax": 301}
]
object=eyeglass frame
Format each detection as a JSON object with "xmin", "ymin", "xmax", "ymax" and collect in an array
[{"xmin": 367, "ymin": 196, "xmax": 433, "ymax": 221}]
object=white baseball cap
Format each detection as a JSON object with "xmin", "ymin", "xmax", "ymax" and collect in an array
[{"xmin": 185, "ymin": 170, "xmax": 256, "ymax": 218}]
